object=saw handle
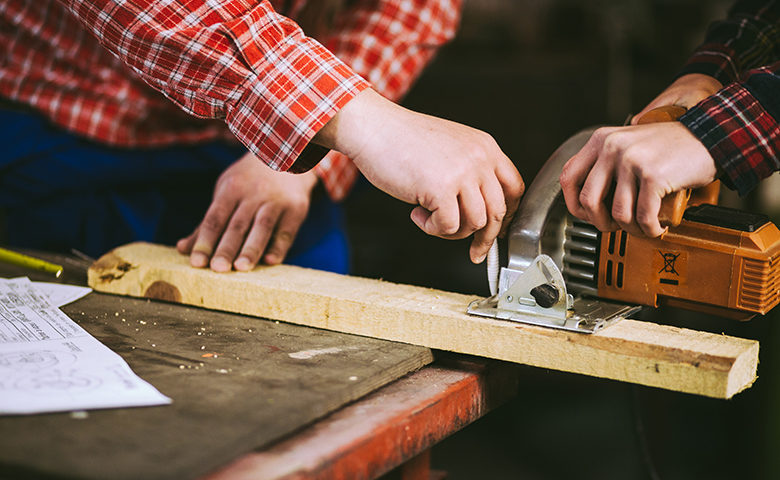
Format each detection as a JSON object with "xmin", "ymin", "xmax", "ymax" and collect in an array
[{"xmin": 634, "ymin": 105, "xmax": 720, "ymax": 227}]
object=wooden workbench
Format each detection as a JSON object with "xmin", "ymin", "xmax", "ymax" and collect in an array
[{"xmin": 0, "ymin": 252, "xmax": 519, "ymax": 480}]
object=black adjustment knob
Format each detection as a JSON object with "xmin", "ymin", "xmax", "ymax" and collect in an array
[{"xmin": 530, "ymin": 283, "xmax": 560, "ymax": 308}]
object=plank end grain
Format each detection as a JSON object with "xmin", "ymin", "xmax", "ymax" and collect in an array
[{"xmin": 88, "ymin": 242, "xmax": 760, "ymax": 399}]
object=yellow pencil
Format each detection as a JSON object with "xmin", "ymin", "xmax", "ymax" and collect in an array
[{"xmin": 0, "ymin": 247, "xmax": 63, "ymax": 278}]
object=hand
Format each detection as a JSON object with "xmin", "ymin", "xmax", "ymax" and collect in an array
[
  {"xmin": 177, "ymin": 152, "xmax": 318, "ymax": 272},
  {"xmin": 314, "ymin": 89, "xmax": 525, "ymax": 263},
  {"xmin": 631, "ymin": 74, "xmax": 722, "ymax": 124},
  {"xmin": 560, "ymin": 122, "xmax": 718, "ymax": 237}
]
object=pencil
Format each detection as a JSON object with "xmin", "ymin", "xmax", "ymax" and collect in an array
[{"xmin": 0, "ymin": 247, "xmax": 64, "ymax": 278}]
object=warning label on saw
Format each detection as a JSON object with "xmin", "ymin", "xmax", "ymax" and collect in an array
[{"xmin": 654, "ymin": 249, "xmax": 687, "ymax": 286}]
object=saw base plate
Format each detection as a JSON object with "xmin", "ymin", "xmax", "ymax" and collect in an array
[{"xmin": 467, "ymin": 296, "xmax": 642, "ymax": 334}]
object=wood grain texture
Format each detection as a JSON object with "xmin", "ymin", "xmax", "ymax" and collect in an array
[
  {"xmin": 0, "ymin": 288, "xmax": 432, "ymax": 480},
  {"xmin": 88, "ymin": 242, "xmax": 760, "ymax": 399}
]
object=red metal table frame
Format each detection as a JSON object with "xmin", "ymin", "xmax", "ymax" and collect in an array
[{"xmin": 204, "ymin": 355, "xmax": 519, "ymax": 480}]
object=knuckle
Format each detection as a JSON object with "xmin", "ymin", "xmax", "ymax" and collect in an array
[
  {"xmin": 218, "ymin": 176, "xmax": 240, "ymax": 192},
  {"xmin": 559, "ymin": 166, "xmax": 574, "ymax": 188},
  {"xmin": 228, "ymin": 218, "xmax": 250, "ymax": 233},
  {"xmin": 636, "ymin": 209, "xmax": 656, "ymax": 229},
  {"xmin": 578, "ymin": 190, "xmax": 599, "ymax": 211},
  {"xmin": 291, "ymin": 196, "xmax": 310, "ymax": 214},
  {"xmin": 475, "ymin": 130, "xmax": 496, "ymax": 147},
  {"xmin": 623, "ymin": 145, "xmax": 647, "ymax": 168},
  {"xmin": 439, "ymin": 218, "xmax": 460, "ymax": 236},
  {"xmin": 511, "ymin": 177, "xmax": 526, "ymax": 197},
  {"xmin": 469, "ymin": 215, "xmax": 487, "ymax": 231},
  {"xmin": 590, "ymin": 127, "xmax": 612, "ymax": 145},
  {"xmin": 601, "ymin": 135, "xmax": 621, "ymax": 156},
  {"xmin": 467, "ymin": 138, "xmax": 492, "ymax": 162},
  {"xmin": 492, "ymin": 204, "xmax": 507, "ymax": 223},
  {"xmin": 201, "ymin": 213, "xmax": 226, "ymax": 232},
  {"xmin": 254, "ymin": 213, "xmax": 277, "ymax": 231},
  {"xmin": 611, "ymin": 204, "xmax": 631, "ymax": 225},
  {"xmin": 425, "ymin": 189, "xmax": 450, "ymax": 210},
  {"xmin": 592, "ymin": 127, "xmax": 609, "ymax": 139},
  {"xmin": 273, "ymin": 230, "xmax": 295, "ymax": 249},
  {"xmin": 443, "ymin": 224, "xmax": 461, "ymax": 236}
]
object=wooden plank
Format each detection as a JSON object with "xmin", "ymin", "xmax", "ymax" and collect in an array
[
  {"xmin": 88, "ymin": 242, "xmax": 760, "ymax": 399},
  {"xmin": 0, "ymin": 277, "xmax": 432, "ymax": 480}
]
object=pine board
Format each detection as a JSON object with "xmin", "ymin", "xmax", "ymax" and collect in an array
[{"xmin": 88, "ymin": 242, "xmax": 760, "ymax": 399}]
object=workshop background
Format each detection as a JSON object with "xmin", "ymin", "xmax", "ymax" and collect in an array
[{"xmin": 345, "ymin": 0, "xmax": 780, "ymax": 479}]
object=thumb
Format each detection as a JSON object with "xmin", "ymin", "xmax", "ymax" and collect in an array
[{"xmin": 410, "ymin": 206, "xmax": 433, "ymax": 233}]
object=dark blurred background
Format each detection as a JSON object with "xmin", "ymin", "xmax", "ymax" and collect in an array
[{"xmin": 345, "ymin": 1, "xmax": 780, "ymax": 479}]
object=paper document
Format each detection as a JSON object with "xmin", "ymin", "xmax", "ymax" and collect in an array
[
  {"xmin": 32, "ymin": 281, "xmax": 93, "ymax": 307},
  {"xmin": 0, "ymin": 277, "xmax": 171, "ymax": 415}
]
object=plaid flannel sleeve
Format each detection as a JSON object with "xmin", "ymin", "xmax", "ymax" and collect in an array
[
  {"xmin": 679, "ymin": 64, "xmax": 780, "ymax": 196},
  {"xmin": 675, "ymin": 1, "xmax": 780, "ymax": 196},
  {"xmin": 677, "ymin": 0, "xmax": 780, "ymax": 84},
  {"xmin": 60, "ymin": 0, "xmax": 369, "ymax": 173},
  {"xmin": 312, "ymin": 0, "xmax": 462, "ymax": 201}
]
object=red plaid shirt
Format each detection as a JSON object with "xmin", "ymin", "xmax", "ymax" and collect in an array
[
  {"xmin": 0, "ymin": 0, "xmax": 461, "ymax": 201},
  {"xmin": 677, "ymin": 0, "xmax": 780, "ymax": 196}
]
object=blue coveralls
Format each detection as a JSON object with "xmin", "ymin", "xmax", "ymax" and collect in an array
[{"xmin": 0, "ymin": 108, "xmax": 350, "ymax": 274}]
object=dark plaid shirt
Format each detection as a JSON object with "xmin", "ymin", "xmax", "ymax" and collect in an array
[{"xmin": 677, "ymin": 0, "xmax": 780, "ymax": 196}]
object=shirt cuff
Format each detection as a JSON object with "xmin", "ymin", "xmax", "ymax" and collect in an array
[
  {"xmin": 225, "ymin": 34, "xmax": 370, "ymax": 174},
  {"xmin": 679, "ymin": 83, "xmax": 780, "ymax": 196},
  {"xmin": 677, "ymin": 43, "xmax": 741, "ymax": 86}
]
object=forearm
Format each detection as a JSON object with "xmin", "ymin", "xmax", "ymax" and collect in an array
[{"xmin": 312, "ymin": 0, "xmax": 463, "ymax": 200}]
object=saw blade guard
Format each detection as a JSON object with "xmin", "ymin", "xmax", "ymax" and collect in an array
[
  {"xmin": 468, "ymin": 127, "xmax": 640, "ymax": 333},
  {"xmin": 505, "ymin": 128, "xmax": 595, "ymax": 276}
]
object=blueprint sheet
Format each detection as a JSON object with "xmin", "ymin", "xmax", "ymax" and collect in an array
[{"xmin": 0, "ymin": 277, "xmax": 171, "ymax": 415}]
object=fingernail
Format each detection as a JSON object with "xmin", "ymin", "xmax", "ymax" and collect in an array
[
  {"xmin": 264, "ymin": 254, "xmax": 279, "ymax": 265},
  {"xmin": 211, "ymin": 257, "xmax": 231, "ymax": 272},
  {"xmin": 234, "ymin": 257, "xmax": 251, "ymax": 271},
  {"xmin": 474, "ymin": 253, "xmax": 486, "ymax": 264},
  {"xmin": 191, "ymin": 252, "xmax": 209, "ymax": 268}
]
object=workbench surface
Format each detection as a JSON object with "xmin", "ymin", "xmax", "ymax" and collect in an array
[{"xmin": 0, "ymin": 252, "xmax": 519, "ymax": 480}]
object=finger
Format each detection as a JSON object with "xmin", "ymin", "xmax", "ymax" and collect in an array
[
  {"xmin": 190, "ymin": 198, "xmax": 239, "ymax": 268},
  {"xmin": 232, "ymin": 203, "xmax": 281, "ymax": 271},
  {"xmin": 410, "ymin": 206, "xmax": 432, "ymax": 233},
  {"xmin": 578, "ymin": 147, "xmax": 619, "ymax": 232},
  {"xmin": 176, "ymin": 228, "xmax": 198, "ymax": 254},
  {"xmin": 262, "ymin": 206, "xmax": 307, "ymax": 266},
  {"xmin": 455, "ymin": 183, "xmax": 488, "ymax": 238},
  {"xmin": 560, "ymin": 135, "xmax": 604, "ymax": 220},
  {"xmin": 611, "ymin": 169, "xmax": 644, "ymax": 237},
  {"xmin": 210, "ymin": 202, "xmax": 261, "ymax": 272},
  {"xmin": 470, "ymin": 176, "xmax": 506, "ymax": 263},
  {"xmin": 494, "ymin": 159, "xmax": 525, "ymax": 237},
  {"xmin": 411, "ymin": 194, "xmax": 460, "ymax": 238},
  {"xmin": 636, "ymin": 181, "xmax": 666, "ymax": 238}
]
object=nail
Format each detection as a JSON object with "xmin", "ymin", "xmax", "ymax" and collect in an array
[
  {"xmin": 234, "ymin": 257, "xmax": 251, "ymax": 271},
  {"xmin": 211, "ymin": 257, "xmax": 231, "ymax": 272},
  {"xmin": 191, "ymin": 252, "xmax": 209, "ymax": 268}
]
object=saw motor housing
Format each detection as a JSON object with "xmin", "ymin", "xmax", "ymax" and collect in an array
[{"xmin": 591, "ymin": 204, "xmax": 780, "ymax": 320}]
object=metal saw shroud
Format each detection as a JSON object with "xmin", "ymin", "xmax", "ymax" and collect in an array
[{"xmin": 467, "ymin": 128, "xmax": 780, "ymax": 333}]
